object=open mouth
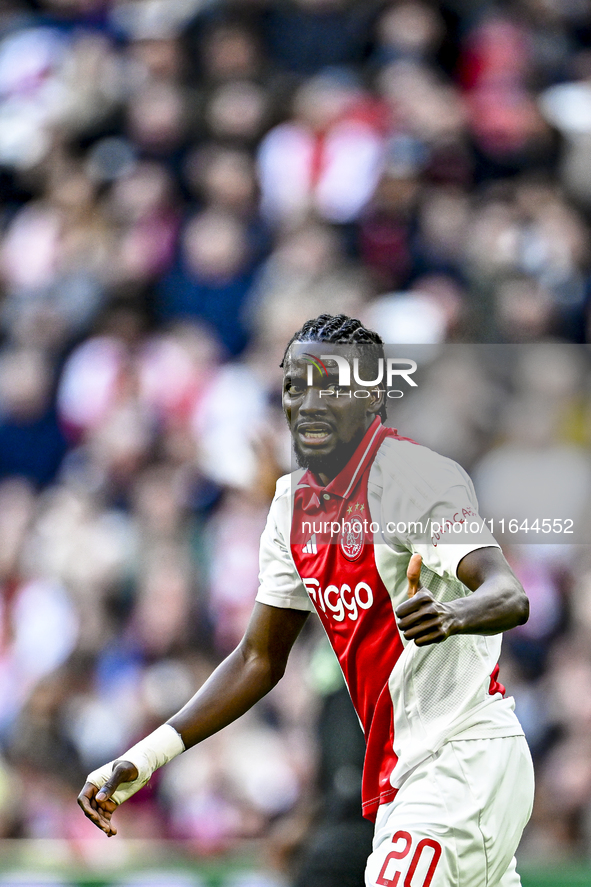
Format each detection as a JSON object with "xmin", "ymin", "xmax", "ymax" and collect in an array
[{"xmin": 297, "ymin": 424, "xmax": 333, "ymax": 446}]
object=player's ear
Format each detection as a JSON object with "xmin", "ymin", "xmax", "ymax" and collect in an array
[{"xmin": 368, "ymin": 387, "xmax": 385, "ymax": 416}]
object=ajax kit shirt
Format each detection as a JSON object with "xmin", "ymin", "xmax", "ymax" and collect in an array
[{"xmin": 255, "ymin": 418, "xmax": 524, "ymax": 822}]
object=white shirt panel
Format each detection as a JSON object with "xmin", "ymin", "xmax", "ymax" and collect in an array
[
  {"xmin": 367, "ymin": 437, "xmax": 522, "ymax": 789},
  {"xmin": 256, "ymin": 473, "xmax": 314, "ymax": 612},
  {"xmin": 369, "ymin": 437, "xmax": 499, "ymax": 582}
]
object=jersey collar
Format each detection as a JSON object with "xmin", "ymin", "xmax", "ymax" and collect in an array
[{"xmin": 297, "ymin": 417, "xmax": 388, "ymax": 506}]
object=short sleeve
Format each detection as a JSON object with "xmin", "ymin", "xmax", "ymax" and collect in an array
[
  {"xmin": 255, "ymin": 483, "xmax": 314, "ymax": 612},
  {"xmin": 408, "ymin": 480, "xmax": 500, "ymax": 581},
  {"xmin": 376, "ymin": 440, "xmax": 499, "ymax": 582}
]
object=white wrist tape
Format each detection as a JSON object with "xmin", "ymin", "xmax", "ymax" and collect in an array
[{"xmin": 86, "ymin": 724, "xmax": 185, "ymax": 806}]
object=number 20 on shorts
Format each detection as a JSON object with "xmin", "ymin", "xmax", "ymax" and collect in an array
[{"xmin": 376, "ymin": 831, "xmax": 442, "ymax": 887}]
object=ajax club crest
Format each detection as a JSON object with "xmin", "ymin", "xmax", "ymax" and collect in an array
[{"xmin": 340, "ymin": 502, "xmax": 365, "ymax": 560}]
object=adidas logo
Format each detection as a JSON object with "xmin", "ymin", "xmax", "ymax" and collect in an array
[{"xmin": 302, "ymin": 534, "xmax": 318, "ymax": 555}]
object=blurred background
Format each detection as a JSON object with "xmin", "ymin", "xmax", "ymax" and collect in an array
[{"xmin": 1, "ymin": 0, "xmax": 591, "ymax": 884}]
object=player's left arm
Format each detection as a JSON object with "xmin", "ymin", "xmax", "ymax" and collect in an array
[{"xmin": 396, "ymin": 547, "xmax": 529, "ymax": 647}]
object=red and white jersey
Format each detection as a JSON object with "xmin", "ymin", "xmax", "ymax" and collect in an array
[{"xmin": 255, "ymin": 418, "xmax": 524, "ymax": 822}]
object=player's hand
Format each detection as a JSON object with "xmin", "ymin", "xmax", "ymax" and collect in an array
[
  {"xmin": 406, "ymin": 553, "xmax": 423, "ymax": 598},
  {"xmin": 77, "ymin": 760, "xmax": 138, "ymax": 836},
  {"xmin": 396, "ymin": 554, "xmax": 454, "ymax": 645}
]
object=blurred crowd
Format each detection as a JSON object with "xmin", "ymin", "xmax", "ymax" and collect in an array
[{"xmin": 1, "ymin": 0, "xmax": 591, "ymax": 877}]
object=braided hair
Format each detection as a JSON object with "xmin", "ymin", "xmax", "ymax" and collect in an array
[{"xmin": 281, "ymin": 314, "xmax": 388, "ymax": 422}]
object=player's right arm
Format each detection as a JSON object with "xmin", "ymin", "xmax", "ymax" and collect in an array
[
  {"xmin": 169, "ymin": 601, "xmax": 309, "ymax": 744},
  {"xmin": 77, "ymin": 602, "xmax": 309, "ymax": 836}
]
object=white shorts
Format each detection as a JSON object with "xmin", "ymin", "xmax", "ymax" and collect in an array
[{"xmin": 365, "ymin": 735, "xmax": 534, "ymax": 887}]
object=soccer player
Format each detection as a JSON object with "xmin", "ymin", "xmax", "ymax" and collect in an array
[{"xmin": 78, "ymin": 314, "xmax": 534, "ymax": 886}]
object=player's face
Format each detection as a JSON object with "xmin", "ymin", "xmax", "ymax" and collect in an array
[{"xmin": 283, "ymin": 344, "xmax": 382, "ymax": 483}]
